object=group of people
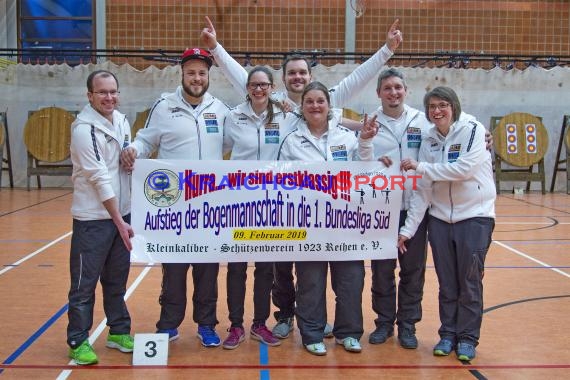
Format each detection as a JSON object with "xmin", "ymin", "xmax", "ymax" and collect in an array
[{"xmin": 66, "ymin": 16, "xmax": 495, "ymax": 366}]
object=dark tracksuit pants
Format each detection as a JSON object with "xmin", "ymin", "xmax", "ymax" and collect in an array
[
  {"xmin": 227, "ymin": 262, "xmax": 274, "ymax": 327},
  {"xmin": 67, "ymin": 216, "xmax": 132, "ymax": 349},
  {"xmin": 272, "ymin": 261, "xmax": 296, "ymax": 321},
  {"xmin": 295, "ymin": 260, "xmax": 364, "ymax": 345},
  {"xmin": 156, "ymin": 262, "xmax": 219, "ymax": 330},
  {"xmin": 371, "ymin": 210, "xmax": 428, "ymax": 332},
  {"xmin": 428, "ymin": 216, "xmax": 495, "ymax": 346}
]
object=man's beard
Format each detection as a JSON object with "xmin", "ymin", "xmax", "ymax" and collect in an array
[
  {"xmin": 286, "ymin": 80, "xmax": 307, "ymax": 94},
  {"xmin": 183, "ymin": 81, "xmax": 209, "ymax": 99}
]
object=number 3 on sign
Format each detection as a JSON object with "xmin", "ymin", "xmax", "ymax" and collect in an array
[{"xmin": 133, "ymin": 333, "xmax": 169, "ymax": 365}]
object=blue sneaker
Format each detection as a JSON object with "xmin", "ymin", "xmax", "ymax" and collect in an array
[
  {"xmin": 456, "ymin": 342, "xmax": 476, "ymax": 361},
  {"xmin": 433, "ymin": 338, "xmax": 455, "ymax": 356},
  {"xmin": 156, "ymin": 328, "xmax": 179, "ymax": 342},
  {"xmin": 197, "ymin": 325, "xmax": 221, "ymax": 347}
]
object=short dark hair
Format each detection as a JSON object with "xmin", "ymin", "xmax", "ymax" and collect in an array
[
  {"xmin": 281, "ymin": 54, "xmax": 312, "ymax": 75},
  {"xmin": 376, "ymin": 68, "xmax": 406, "ymax": 91},
  {"xmin": 423, "ymin": 86, "xmax": 462, "ymax": 122},
  {"xmin": 87, "ymin": 70, "xmax": 118, "ymax": 92}
]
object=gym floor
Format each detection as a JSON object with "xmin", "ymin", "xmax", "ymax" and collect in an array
[{"xmin": 0, "ymin": 189, "xmax": 569, "ymax": 379}]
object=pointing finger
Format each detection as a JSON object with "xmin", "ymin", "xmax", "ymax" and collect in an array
[
  {"xmin": 205, "ymin": 16, "xmax": 214, "ymax": 31},
  {"xmin": 389, "ymin": 18, "xmax": 400, "ymax": 32}
]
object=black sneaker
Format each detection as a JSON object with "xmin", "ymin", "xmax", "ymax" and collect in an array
[
  {"xmin": 397, "ymin": 328, "xmax": 418, "ymax": 349},
  {"xmin": 368, "ymin": 324, "xmax": 394, "ymax": 344}
]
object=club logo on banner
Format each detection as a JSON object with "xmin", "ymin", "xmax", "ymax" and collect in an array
[
  {"xmin": 130, "ymin": 160, "xmax": 405, "ymax": 263},
  {"xmin": 144, "ymin": 169, "xmax": 182, "ymax": 207}
]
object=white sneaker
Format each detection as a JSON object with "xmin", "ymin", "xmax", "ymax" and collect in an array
[
  {"xmin": 336, "ymin": 337, "xmax": 362, "ymax": 353},
  {"xmin": 305, "ymin": 342, "xmax": 327, "ymax": 356},
  {"xmin": 323, "ymin": 323, "xmax": 334, "ymax": 338}
]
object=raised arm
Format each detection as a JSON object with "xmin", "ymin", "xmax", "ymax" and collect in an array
[
  {"xmin": 329, "ymin": 19, "xmax": 403, "ymax": 108},
  {"xmin": 201, "ymin": 16, "xmax": 248, "ymax": 99}
]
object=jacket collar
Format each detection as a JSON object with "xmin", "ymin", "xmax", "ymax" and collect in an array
[
  {"xmin": 427, "ymin": 112, "xmax": 475, "ymax": 141},
  {"xmin": 294, "ymin": 117, "xmax": 342, "ymax": 139},
  {"xmin": 74, "ymin": 104, "xmax": 125, "ymax": 135},
  {"xmin": 162, "ymin": 86, "xmax": 216, "ymax": 111},
  {"xmin": 233, "ymin": 102, "xmax": 284, "ymax": 120},
  {"xmin": 375, "ymin": 104, "xmax": 422, "ymax": 127}
]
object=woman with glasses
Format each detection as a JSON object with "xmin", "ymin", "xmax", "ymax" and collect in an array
[
  {"xmin": 220, "ymin": 66, "xmax": 296, "ymax": 349},
  {"xmin": 398, "ymin": 86, "xmax": 496, "ymax": 362}
]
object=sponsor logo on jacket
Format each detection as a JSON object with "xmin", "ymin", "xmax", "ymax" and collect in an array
[
  {"xmin": 203, "ymin": 113, "xmax": 219, "ymax": 133},
  {"xmin": 448, "ymin": 144, "xmax": 461, "ymax": 162},
  {"xmin": 407, "ymin": 127, "xmax": 421, "ymax": 148},
  {"xmin": 265, "ymin": 123, "xmax": 280, "ymax": 144},
  {"xmin": 330, "ymin": 145, "xmax": 348, "ymax": 161}
]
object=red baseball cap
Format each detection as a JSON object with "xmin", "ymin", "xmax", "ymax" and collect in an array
[{"xmin": 180, "ymin": 48, "xmax": 213, "ymax": 67}]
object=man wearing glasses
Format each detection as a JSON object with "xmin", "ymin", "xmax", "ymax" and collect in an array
[
  {"xmin": 121, "ymin": 48, "xmax": 229, "ymax": 348},
  {"xmin": 67, "ymin": 70, "xmax": 134, "ymax": 365}
]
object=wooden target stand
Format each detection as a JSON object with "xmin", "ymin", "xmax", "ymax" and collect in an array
[
  {"xmin": 549, "ymin": 115, "xmax": 570, "ymax": 194},
  {"xmin": 491, "ymin": 112, "xmax": 548, "ymax": 194},
  {"xmin": 131, "ymin": 108, "xmax": 158, "ymax": 158},
  {"xmin": 0, "ymin": 111, "xmax": 14, "ymax": 188},
  {"xmin": 566, "ymin": 120, "xmax": 570, "ymax": 194},
  {"xmin": 24, "ymin": 107, "xmax": 77, "ymax": 190}
]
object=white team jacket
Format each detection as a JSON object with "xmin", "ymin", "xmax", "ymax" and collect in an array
[
  {"xmin": 400, "ymin": 112, "xmax": 496, "ymax": 239},
  {"xmin": 210, "ymin": 42, "xmax": 393, "ymax": 108},
  {"xmin": 277, "ymin": 119, "xmax": 374, "ymax": 162},
  {"xmin": 371, "ymin": 104, "xmax": 431, "ymax": 210},
  {"xmin": 70, "ymin": 104, "xmax": 131, "ymax": 221},
  {"xmin": 130, "ymin": 87, "xmax": 229, "ymax": 160},
  {"xmin": 224, "ymin": 102, "xmax": 298, "ymax": 160}
]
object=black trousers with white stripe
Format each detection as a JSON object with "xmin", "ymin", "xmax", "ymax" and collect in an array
[{"xmin": 67, "ymin": 216, "xmax": 132, "ymax": 348}]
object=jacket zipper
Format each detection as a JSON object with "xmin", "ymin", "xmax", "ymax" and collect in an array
[
  {"xmin": 257, "ymin": 125, "xmax": 261, "ymax": 160},
  {"xmin": 442, "ymin": 144, "xmax": 454, "ymax": 223},
  {"xmin": 195, "ymin": 118, "xmax": 202, "ymax": 159}
]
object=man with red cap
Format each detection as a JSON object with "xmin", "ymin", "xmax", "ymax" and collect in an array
[{"xmin": 122, "ymin": 47, "xmax": 229, "ymax": 347}]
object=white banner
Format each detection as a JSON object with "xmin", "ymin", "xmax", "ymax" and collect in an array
[{"xmin": 130, "ymin": 159, "xmax": 405, "ymax": 263}]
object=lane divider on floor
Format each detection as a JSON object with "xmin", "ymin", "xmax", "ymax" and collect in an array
[
  {"xmin": 493, "ymin": 240, "xmax": 570, "ymax": 279},
  {"xmin": 0, "ymin": 231, "xmax": 72, "ymax": 276}
]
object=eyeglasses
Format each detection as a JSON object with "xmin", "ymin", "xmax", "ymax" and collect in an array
[
  {"xmin": 428, "ymin": 102, "xmax": 450, "ymax": 111},
  {"xmin": 92, "ymin": 90, "xmax": 120, "ymax": 97},
  {"xmin": 247, "ymin": 82, "xmax": 271, "ymax": 90}
]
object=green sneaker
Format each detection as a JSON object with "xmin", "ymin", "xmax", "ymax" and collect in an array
[
  {"xmin": 69, "ymin": 340, "xmax": 98, "ymax": 365},
  {"xmin": 106, "ymin": 334, "xmax": 134, "ymax": 353}
]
